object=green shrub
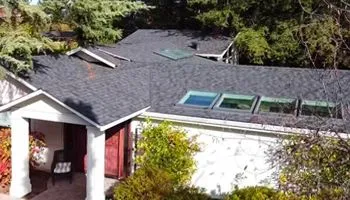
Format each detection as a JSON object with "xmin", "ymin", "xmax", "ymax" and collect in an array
[
  {"xmin": 114, "ymin": 166, "xmax": 210, "ymax": 200},
  {"xmin": 224, "ymin": 186, "xmax": 344, "ymax": 200},
  {"xmin": 114, "ymin": 166, "xmax": 174, "ymax": 200},
  {"xmin": 225, "ymin": 186, "xmax": 281, "ymax": 200},
  {"xmin": 137, "ymin": 120, "xmax": 200, "ymax": 186},
  {"xmin": 168, "ymin": 186, "xmax": 210, "ymax": 200}
]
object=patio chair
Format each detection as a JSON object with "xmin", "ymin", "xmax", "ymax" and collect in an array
[{"xmin": 51, "ymin": 149, "xmax": 73, "ymax": 185}]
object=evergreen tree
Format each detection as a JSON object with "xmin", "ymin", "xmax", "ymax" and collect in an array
[
  {"xmin": 40, "ymin": 0, "xmax": 147, "ymax": 45},
  {"xmin": 187, "ymin": 0, "xmax": 350, "ymax": 69},
  {"xmin": 0, "ymin": 0, "xmax": 63, "ymax": 77}
]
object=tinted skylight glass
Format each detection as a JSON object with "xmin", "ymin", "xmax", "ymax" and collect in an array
[
  {"xmin": 258, "ymin": 97, "xmax": 297, "ymax": 115},
  {"xmin": 215, "ymin": 93, "xmax": 256, "ymax": 111},
  {"xmin": 154, "ymin": 49, "xmax": 193, "ymax": 60},
  {"xmin": 178, "ymin": 91, "xmax": 219, "ymax": 107},
  {"xmin": 301, "ymin": 100, "xmax": 342, "ymax": 118}
]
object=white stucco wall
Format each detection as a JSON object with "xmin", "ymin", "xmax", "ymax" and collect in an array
[
  {"xmin": 131, "ymin": 118, "xmax": 278, "ymax": 197},
  {"xmin": 0, "ymin": 76, "xmax": 30, "ymax": 105},
  {"xmin": 30, "ymin": 119, "xmax": 64, "ymax": 172}
]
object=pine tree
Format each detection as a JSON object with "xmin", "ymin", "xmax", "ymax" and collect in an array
[
  {"xmin": 41, "ymin": 0, "xmax": 148, "ymax": 45},
  {"xmin": 0, "ymin": 0, "xmax": 63, "ymax": 78}
]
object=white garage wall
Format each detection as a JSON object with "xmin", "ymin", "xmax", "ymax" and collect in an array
[
  {"xmin": 30, "ymin": 120, "xmax": 64, "ymax": 172},
  {"xmin": 0, "ymin": 76, "xmax": 31, "ymax": 105},
  {"xmin": 131, "ymin": 118, "xmax": 278, "ymax": 197}
]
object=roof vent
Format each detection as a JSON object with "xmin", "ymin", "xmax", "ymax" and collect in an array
[
  {"xmin": 66, "ymin": 47, "xmax": 116, "ymax": 68},
  {"xmin": 188, "ymin": 41, "xmax": 199, "ymax": 50}
]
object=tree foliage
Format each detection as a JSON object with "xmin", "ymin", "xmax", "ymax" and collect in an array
[
  {"xmin": 186, "ymin": 0, "xmax": 350, "ymax": 68},
  {"xmin": 40, "ymin": 0, "xmax": 147, "ymax": 45},
  {"xmin": 0, "ymin": 0, "xmax": 64, "ymax": 77},
  {"xmin": 270, "ymin": 133, "xmax": 350, "ymax": 199},
  {"xmin": 136, "ymin": 120, "xmax": 200, "ymax": 186}
]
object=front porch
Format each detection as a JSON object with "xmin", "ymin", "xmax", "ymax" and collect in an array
[{"xmin": 0, "ymin": 92, "xmax": 131, "ymax": 200}]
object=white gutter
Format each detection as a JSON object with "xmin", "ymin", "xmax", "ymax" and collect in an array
[{"xmin": 140, "ymin": 112, "xmax": 321, "ymax": 136}]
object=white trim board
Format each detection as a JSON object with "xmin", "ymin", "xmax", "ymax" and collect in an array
[
  {"xmin": 139, "ymin": 111, "xmax": 344, "ymax": 137},
  {"xmin": 195, "ymin": 41, "xmax": 234, "ymax": 60},
  {"xmin": 0, "ymin": 90, "xmax": 101, "ymax": 128},
  {"xmin": 67, "ymin": 47, "xmax": 116, "ymax": 68},
  {"xmin": 100, "ymin": 106, "xmax": 150, "ymax": 131}
]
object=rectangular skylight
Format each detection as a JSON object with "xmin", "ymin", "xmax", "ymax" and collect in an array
[
  {"xmin": 214, "ymin": 93, "xmax": 257, "ymax": 112},
  {"xmin": 301, "ymin": 100, "xmax": 342, "ymax": 118},
  {"xmin": 154, "ymin": 49, "xmax": 193, "ymax": 60},
  {"xmin": 178, "ymin": 91, "xmax": 219, "ymax": 108},
  {"xmin": 258, "ymin": 97, "xmax": 297, "ymax": 115}
]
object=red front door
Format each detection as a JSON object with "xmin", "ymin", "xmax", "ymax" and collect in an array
[
  {"xmin": 65, "ymin": 122, "xmax": 130, "ymax": 178},
  {"xmin": 105, "ymin": 123, "xmax": 126, "ymax": 178}
]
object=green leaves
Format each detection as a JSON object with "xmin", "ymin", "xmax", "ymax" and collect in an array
[
  {"xmin": 137, "ymin": 120, "xmax": 200, "ymax": 186},
  {"xmin": 41, "ymin": 0, "xmax": 148, "ymax": 45},
  {"xmin": 188, "ymin": 0, "xmax": 350, "ymax": 68},
  {"xmin": 0, "ymin": 1, "xmax": 62, "ymax": 76},
  {"xmin": 235, "ymin": 28, "xmax": 270, "ymax": 64},
  {"xmin": 271, "ymin": 134, "xmax": 350, "ymax": 198}
]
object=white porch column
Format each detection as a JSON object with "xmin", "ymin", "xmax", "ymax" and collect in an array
[
  {"xmin": 86, "ymin": 126, "xmax": 105, "ymax": 200},
  {"xmin": 9, "ymin": 115, "xmax": 32, "ymax": 198}
]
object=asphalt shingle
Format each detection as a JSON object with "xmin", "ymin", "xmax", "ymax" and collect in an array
[{"xmin": 20, "ymin": 29, "xmax": 350, "ymax": 130}]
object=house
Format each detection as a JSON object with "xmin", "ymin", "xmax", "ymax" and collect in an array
[{"xmin": 0, "ymin": 29, "xmax": 349, "ymax": 199}]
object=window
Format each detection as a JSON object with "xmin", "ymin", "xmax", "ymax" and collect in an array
[
  {"xmin": 154, "ymin": 49, "xmax": 193, "ymax": 60},
  {"xmin": 214, "ymin": 93, "xmax": 257, "ymax": 112},
  {"xmin": 258, "ymin": 97, "xmax": 297, "ymax": 115},
  {"xmin": 178, "ymin": 91, "xmax": 219, "ymax": 108},
  {"xmin": 301, "ymin": 100, "xmax": 342, "ymax": 118}
]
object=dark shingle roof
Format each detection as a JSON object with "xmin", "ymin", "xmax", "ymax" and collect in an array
[
  {"xmin": 28, "ymin": 55, "xmax": 150, "ymax": 126},
  {"xmin": 21, "ymin": 29, "xmax": 350, "ymax": 129},
  {"xmin": 95, "ymin": 29, "xmax": 232, "ymax": 63}
]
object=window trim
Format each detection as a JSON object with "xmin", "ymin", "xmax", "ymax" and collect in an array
[
  {"xmin": 213, "ymin": 93, "xmax": 258, "ymax": 113},
  {"xmin": 300, "ymin": 100, "xmax": 342, "ymax": 118},
  {"xmin": 255, "ymin": 96, "xmax": 298, "ymax": 116},
  {"xmin": 177, "ymin": 90, "xmax": 220, "ymax": 109}
]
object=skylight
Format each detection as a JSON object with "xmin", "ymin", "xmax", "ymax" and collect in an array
[
  {"xmin": 300, "ymin": 100, "xmax": 342, "ymax": 118},
  {"xmin": 178, "ymin": 91, "xmax": 219, "ymax": 108},
  {"xmin": 257, "ymin": 97, "xmax": 297, "ymax": 115},
  {"xmin": 154, "ymin": 49, "xmax": 193, "ymax": 60},
  {"xmin": 214, "ymin": 93, "xmax": 257, "ymax": 112}
]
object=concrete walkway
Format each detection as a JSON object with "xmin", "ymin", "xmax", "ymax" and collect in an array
[{"xmin": 30, "ymin": 173, "xmax": 118, "ymax": 200}]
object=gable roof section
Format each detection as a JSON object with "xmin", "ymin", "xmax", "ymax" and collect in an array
[
  {"xmin": 0, "ymin": 89, "xmax": 100, "ymax": 128},
  {"xmin": 24, "ymin": 55, "xmax": 151, "ymax": 128}
]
